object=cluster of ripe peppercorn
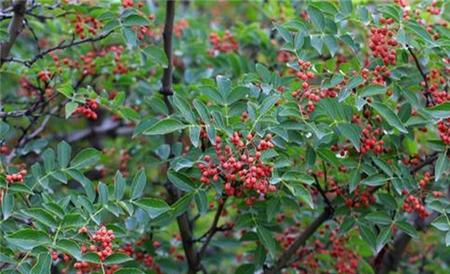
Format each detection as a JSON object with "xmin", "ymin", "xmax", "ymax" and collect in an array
[
  {"xmin": 5, "ymin": 169, "xmax": 27, "ymax": 184},
  {"xmin": 198, "ymin": 133, "xmax": 276, "ymax": 205},
  {"xmin": 208, "ymin": 31, "xmax": 238, "ymax": 54},
  {"xmin": 73, "ymin": 14, "xmax": 101, "ymax": 39},
  {"xmin": 277, "ymin": 224, "xmax": 359, "ymax": 274},
  {"xmin": 74, "ymin": 99, "xmax": 99, "ymax": 120},
  {"xmin": 73, "ymin": 226, "xmax": 119, "ymax": 274}
]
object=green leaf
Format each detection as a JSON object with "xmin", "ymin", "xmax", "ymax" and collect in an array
[
  {"xmin": 167, "ymin": 170, "xmax": 195, "ymax": 192},
  {"xmin": 339, "ymin": 0, "xmax": 353, "ymax": 15},
  {"xmin": 396, "ymin": 221, "xmax": 418, "ymax": 238},
  {"xmin": 173, "ymin": 94, "xmax": 196, "ymax": 123},
  {"xmin": 98, "ymin": 182, "xmax": 109, "ymax": 204},
  {"xmin": 114, "ymin": 171, "xmax": 126, "ymax": 200},
  {"xmin": 143, "ymin": 117, "xmax": 187, "ymax": 135},
  {"xmin": 428, "ymin": 102, "xmax": 450, "ymax": 119},
  {"xmin": 370, "ymin": 102, "xmax": 408, "ymax": 133},
  {"xmin": 359, "ymin": 85, "xmax": 386, "ymax": 97},
  {"xmin": 119, "ymin": 107, "xmax": 140, "ymax": 121},
  {"xmin": 6, "ymin": 229, "xmax": 51, "ymax": 250},
  {"xmin": 172, "ymin": 193, "xmax": 194, "ymax": 217},
  {"xmin": 376, "ymin": 227, "xmax": 392, "ymax": 254},
  {"xmin": 65, "ymin": 102, "xmax": 78, "ymax": 119},
  {"xmin": 122, "ymin": 27, "xmax": 137, "ymax": 47},
  {"xmin": 256, "ymin": 226, "xmax": 278, "ymax": 258},
  {"xmin": 194, "ymin": 190, "xmax": 208, "ymax": 215},
  {"xmin": 65, "ymin": 170, "xmax": 96, "ymax": 201},
  {"xmin": 81, "ymin": 253, "xmax": 101, "ymax": 264},
  {"xmin": 365, "ymin": 212, "xmax": 392, "ymax": 225},
  {"xmin": 358, "ymin": 223, "xmax": 377, "ymax": 252},
  {"xmin": 337, "ymin": 123, "xmax": 361, "ymax": 151},
  {"xmin": 134, "ymin": 198, "xmax": 171, "ymax": 218},
  {"xmin": 256, "ymin": 64, "xmax": 271, "ymax": 82},
  {"xmin": 307, "ymin": 6, "xmax": 325, "ymax": 30},
  {"xmin": 2, "ymin": 192, "xmax": 14, "ymax": 220},
  {"xmin": 114, "ymin": 268, "xmax": 145, "ymax": 274},
  {"xmin": 446, "ymin": 232, "xmax": 450, "ymax": 247},
  {"xmin": 282, "ymin": 171, "xmax": 314, "ymax": 185},
  {"xmin": 285, "ymin": 182, "xmax": 314, "ymax": 208},
  {"xmin": 61, "ymin": 213, "xmax": 85, "ymax": 228},
  {"xmin": 22, "ymin": 208, "xmax": 58, "ymax": 228},
  {"xmin": 189, "ymin": 125, "xmax": 201, "ymax": 148},
  {"xmin": 236, "ymin": 264, "xmax": 256, "ymax": 274},
  {"xmin": 142, "ymin": 46, "xmax": 168, "ymax": 68},
  {"xmin": 103, "ymin": 253, "xmax": 133, "ymax": 265},
  {"xmin": 217, "ymin": 75, "xmax": 232, "ymax": 101},
  {"xmin": 431, "ymin": 216, "xmax": 449, "ymax": 231},
  {"xmin": 57, "ymin": 141, "xmax": 71, "ymax": 168},
  {"xmin": 30, "ymin": 252, "xmax": 51, "ymax": 274},
  {"xmin": 55, "ymin": 239, "xmax": 81, "ymax": 260},
  {"xmin": 324, "ymin": 35, "xmax": 338, "ymax": 57},
  {"xmin": 122, "ymin": 14, "xmax": 149, "ymax": 26},
  {"xmin": 131, "ymin": 170, "xmax": 146, "ymax": 200},
  {"xmin": 405, "ymin": 21, "xmax": 436, "ymax": 46},
  {"xmin": 193, "ymin": 99, "xmax": 210, "ymax": 123},
  {"xmin": 70, "ymin": 148, "xmax": 100, "ymax": 169},
  {"xmin": 435, "ymin": 153, "xmax": 448, "ymax": 182},
  {"xmin": 361, "ymin": 175, "xmax": 389, "ymax": 186},
  {"xmin": 349, "ymin": 168, "xmax": 360, "ymax": 193}
]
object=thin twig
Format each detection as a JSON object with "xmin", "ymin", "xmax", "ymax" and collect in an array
[{"xmin": 406, "ymin": 44, "xmax": 434, "ymax": 106}]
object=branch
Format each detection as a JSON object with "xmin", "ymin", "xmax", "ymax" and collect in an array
[
  {"xmin": 1, "ymin": 30, "xmax": 113, "ymax": 67},
  {"xmin": 198, "ymin": 197, "xmax": 228, "ymax": 258},
  {"xmin": 160, "ymin": 0, "xmax": 175, "ymax": 96},
  {"xmin": 157, "ymin": 1, "xmax": 201, "ymax": 273},
  {"xmin": 406, "ymin": 44, "xmax": 434, "ymax": 106},
  {"xmin": 263, "ymin": 207, "xmax": 334, "ymax": 274},
  {"xmin": 312, "ymin": 173, "xmax": 333, "ymax": 210},
  {"xmin": 0, "ymin": 0, "xmax": 26, "ymax": 68},
  {"xmin": 374, "ymin": 152, "xmax": 442, "ymax": 274}
]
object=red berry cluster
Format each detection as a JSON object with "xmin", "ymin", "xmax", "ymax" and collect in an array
[
  {"xmin": 37, "ymin": 70, "xmax": 51, "ymax": 82},
  {"xmin": 360, "ymin": 124, "xmax": 384, "ymax": 154},
  {"xmin": 344, "ymin": 187, "xmax": 376, "ymax": 208},
  {"xmin": 120, "ymin": 240, "xmax": 162, "ymax": 273},
  {"xmin": 90, "ymin": 226, "xmax": 115, "ymax": 260},
  {"xmin": 122, "ymin": 0, "xmax": 134, "ymax": 8},
  {"xmin": 174, "ymin": 19, "xmax": 189, "ymax": 38},
  {"xmin": 394, "ymin": 0, "xmax": 407, "ymax": 8},
  {"xmin": 0, "ymin": 144, "xmax": 9, "ymax": 155},
  {"xmin": 403, "ymin": 195, "xmax": 429, "ymax": 218},
  {"xmin": 418, "ymin": 172, "xmax": 432, "ymax": 189},
  {"xmin": 277, "ymin": 225, "xmax": 359, "ymax": 274},
  {"xmin": 362, "ymin": 65, "xmax": 391, "ymax": 85},
  {"xmin": 209, "ymin": 31, "xmax": 238, "ymax": 54},
  {"xmin": 5, "ymin": 169, "xmax": 27, "ymax": 184},
  {"xmin": 427, "ymin": 69, "xmax": 449, "ymax": 104},
  {"xmin": 437, "ymin": 119, "xmax": 450, "ymax": 145},
  {"xmin": 75, "ymin": 99, "xmax": 99, "ymax": 120},
  {"xmin": 198, "ymin": 133, "xmax": 276, "ymax": 204},
  {"xmin": 369, "ymin": 19, "xmax": 398, "ymax": 66},
  {"xmin": 74, "ymin": 14, "xmax": 101, "ymax": 39},
  {"xmin": 426, "ymin": 0, "xmax": 441, "ymax": 15},
  {"xmin": 276, "ymin": 50, "xmax": 294, "ymax": 63},
  {"xmin": 291, "ymin": 60, "xmax": 319, "ymax": 113}
]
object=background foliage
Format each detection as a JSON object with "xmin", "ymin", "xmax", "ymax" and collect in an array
[{"xmin": 0, "ymin": 0, "xmax": 449, "ymax": 273}]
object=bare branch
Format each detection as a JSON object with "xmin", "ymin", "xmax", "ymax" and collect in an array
[
  {"xmin": 0, "ymin": 0, "xmax": 27, "ymax": 68},
  {"xmin": 406, "ymin": 44, "xmax": 434, "ymax": 106},
  {"xmin": 198, "ymin": 197, "xmax": 228, "ymax": 259},
  {"xmin": 263, "ymin": 207, "xmax": 334, "ymax": 274}
]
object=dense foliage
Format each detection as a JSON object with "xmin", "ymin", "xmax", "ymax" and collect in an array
[{"xmin": 0, "ymin": 0, "xmax": 449, "ymax": 273}]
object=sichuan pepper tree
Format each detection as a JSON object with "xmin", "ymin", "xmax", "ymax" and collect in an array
[{"xmin": 0, "ymin": 0, "xmax": 449, "ymax": 273}]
